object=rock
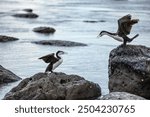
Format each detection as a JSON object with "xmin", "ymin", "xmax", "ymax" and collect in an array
[
  {"xmin": 33, "ymin": 27, "xmax": 56, "ymax": 34},
  {"xmin": 109, "ymin": 45, "xmax": 150, "ymax": 99},
  {"xmin": 99, "ymin": 92, "xmax": 146, "ymax": 100},
  {"xmin": 12, "ymin": 12, "xmax": 38, "ymax": 18},
  {"xmin": 0, "ymin": 65, "xmax": 21, "ymax": 84},
  {"xmin": 3, "ymin": 72, "xmax": 101, "ymax": 100},
  {"xmin": 83, "ymin": 20, "xmax": 106, "ymax": 23},
  {"xmin": 32, "ymin": 40, "xmax": 87, "ymax": 47},
  {"xmin": 0, "ymin": 35, "xmax": 19, "ymax": 42},
  {"xmin": 23, "ymin": 8, "xmax": 33, "ymax": 13}
]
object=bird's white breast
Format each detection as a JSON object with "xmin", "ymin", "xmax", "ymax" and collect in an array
[{"xmin": 52, "ymin": 58, "xmax": 63, "ymax": 70}]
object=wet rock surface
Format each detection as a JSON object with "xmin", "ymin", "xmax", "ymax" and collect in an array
[
  {"xmin": 33, "ymin": 27, "xmax": 56, "ymax": 34},
  {"xmin": 23, "ymin": 8, "xmax": 33, "ymax": 13},
  {"xmin": 0, "ymin": 65, "xmax": 21, "ymax": 84},
  {"xmin": 109, "ymin": 45, "xmax": 150, "ymax": 99},
  {"xmin": 83, "ymin": 20, "xmax": 106, "ymax": 23},
  {"xmin": 99, "ymin": 92, "xmax": 146, "ymax": 100},
  {"xmin": 12, "ymin": 12, "xmax": 38, "ymax": 18},
  {"xmin": 32, "ymin": 40, "xmax": 87, "ymax": 47},
  {"xmin": 0, "ymin": 35, "xmax": 19, "ymax": 42},
  {"xmin": 3, "ymin": 72, "xmax": 101, "ymax": 100}
]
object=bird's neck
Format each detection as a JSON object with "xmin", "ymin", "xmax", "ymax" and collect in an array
[
  {"xmin": 103, "ymin": 31, "xmax": 117, "ymax": 37},
  {"xmin": 56, "ymin": 53, "xmax": 61, "ymax": 59},
  {"xmin": 103, "ymin": 31, "xmax": 123, "ymax": 42}
]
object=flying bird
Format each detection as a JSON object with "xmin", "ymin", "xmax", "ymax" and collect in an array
[
  {"xmin": 98, "ymin": 14, "xmax": 139, "ymax": 46},
  {"xmin": 39, "ymin": 50, "xmax": 66, "ymax": 73}
]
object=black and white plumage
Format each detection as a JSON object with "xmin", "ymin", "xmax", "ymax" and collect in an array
[
  {"xmin": 39, "ymin": 51, "xmax": 66, "ymax": 73},
  {"xmin": 98, "ymin": 14, "xmax": 139, "ymax": 46}
]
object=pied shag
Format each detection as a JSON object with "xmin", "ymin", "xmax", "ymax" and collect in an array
[
  {"xmin": 39, "ymin": 50, "xmax": 66, "ymax": 73},
  {"xmin": 98, "ymin": 14, "xmax": 139, "ymax": 46}
]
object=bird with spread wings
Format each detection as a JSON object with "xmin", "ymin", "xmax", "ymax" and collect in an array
[
  {"xmin": 39, "ymin": 51, "xmax": 66, "ymax": 73},
  {"xmin": 98, "ymin": 14, "xmax": 139, "ymax": 46}
]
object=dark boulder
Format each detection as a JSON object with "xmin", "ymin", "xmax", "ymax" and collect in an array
[
  {"xmin": 0, "ymin": 65, "xmax": 21, "ymax": 84},
  {"xmin": 23, "ymin": 8, "xmax": 33, "ymax": 13},
  {"xmin": 32, "ymin": 40, "xmax": 87, "ymax": 47},
  {"xmin": 33, "ymin": 27, "xmax": 56, "ymax": 34},
  {"xmin": 12, "ymin": 12, "xmax": 38, "ymax": 18},
  {"xmin": 0, "ymin": 35, "xmax": 19, "ymax": 42},
  {"xmin": 99, "ymin": 92, "xmax": 146, "ymax": 100},
  {"xmin": 3, "ymin": 72, "xmax": 101, "ymax": 100},
  {"xmin": 109, "ymin": 45, "xmax": 150, "ymax": 99},
  {"xmin": 83, "ymin": 20, "xmax": 106, "ymax": 23}
]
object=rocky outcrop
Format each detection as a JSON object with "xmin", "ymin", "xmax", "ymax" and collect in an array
[
  {"xmin": 109, "ymin": 45, "xmax": 150, "ymax": 99},
  {"xmin": 99, "ymin": 92, "xmax": 146, "ymax": 100},
  {"xmin": 3, "ymin": 72, "xmax": 101, "ymax": 100},
  {"xmin": 12, "ymin": 12, "xmax": 38, "ymax": 18},
  {"xmin": 0, "ymin": 65, "xmax": 21, "ymax": 84},
  {"xmin": 32, "ymin": 40, "xmax": 87, "ymax": 47},
  {"xmin": 0, "ymin": 35, "xmax": 19, "ymax": 42},
  {"xmin": 33, "ymin": 27, "xmax": 56, "ymax": 34},
  {"xmin": 23, "ymin": 8, "xmax": 33, "ymax": 13},
  {"xmin": 83, "ymin": 20, "xmax": 106, "ymax": 23}
]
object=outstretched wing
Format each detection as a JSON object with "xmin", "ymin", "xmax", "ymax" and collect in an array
[
  {"xmin": 39, "ymin": 53, "xmax": 58, "ymax": 63},
  {"xmin": 126, "ymin": 19, "xmax": 139, "ymax": 34},
  {"xmin": 117, "ymin": 14, "xmax": 139, "ymax": 36},
  {"xmin": 117, "ymin": 14, "xmax": 131, "ymax": 36}
]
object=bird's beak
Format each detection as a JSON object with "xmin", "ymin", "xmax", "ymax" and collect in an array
[{"xmin": 97, "ymin": 34, "xmax": 101, "ymax": 38}]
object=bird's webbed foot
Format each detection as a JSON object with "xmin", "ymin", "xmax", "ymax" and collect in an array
[
  {"xmin": 52, "ymin": 72, "xmax": 58, "ymax": 75},
  {"xmin": 45, "ymin": 71, "xmax": 58, "ymax": 75},
  {"xmin": 45, "ymin": 72, "xmax": 51, "ymax": 76}
]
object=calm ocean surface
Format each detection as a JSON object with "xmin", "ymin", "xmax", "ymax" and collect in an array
[{"xmin": 0, "ymin": 0, "xmax": 150, "ymax": 99}]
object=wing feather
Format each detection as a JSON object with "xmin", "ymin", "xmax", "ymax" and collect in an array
[
  {"xmin": 117, "ymin": 15, "xmax": 139, "ymax": 36},
  {"xmin": 117, "ymin": 15, "xmax": 131, "ymax": 36},
  {"xmin": 39, "ymin": 53, "xmax": 58, "ymax": 63}
]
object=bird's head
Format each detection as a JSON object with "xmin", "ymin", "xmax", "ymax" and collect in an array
[
  {"xmin": 97, "ymin": 31, "xmax": 107, "ymax": 37},
  {"xmin": 56, "ymin": 50, "xmax": 67, "ymax": 56}
]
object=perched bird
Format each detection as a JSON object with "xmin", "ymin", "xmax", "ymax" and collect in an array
[
  {"xmin": 39, "ymin": 50, "xmax": 66, "ymax": 73},
  {"xmin": 98, "ymin": 14, "xmax": 139, "ymax": 46}
]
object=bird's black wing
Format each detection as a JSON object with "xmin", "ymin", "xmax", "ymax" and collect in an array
[
  {"xmin": 117, "ymin": 14, "xmax": 139, "ymax": 36},
  {"xmin": 117, "ymin": 14, "xmax": 132, "ymax": 36},
  {"xmin": 126, "ymin": 19, "xmax": 139, "ymax": 34},
  {"xmin": 39, "ymin": 53, "xmax": 58, "ymax": 63}
]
